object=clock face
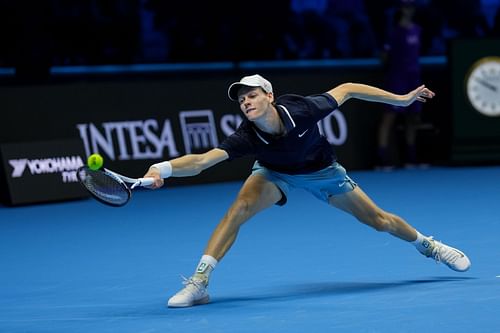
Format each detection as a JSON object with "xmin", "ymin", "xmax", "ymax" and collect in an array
[{"xmin": 465, "ymin": 57, "xmax": 500, "ymax": 117}]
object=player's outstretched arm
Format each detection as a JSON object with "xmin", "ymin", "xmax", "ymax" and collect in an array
[
  {"xmin": 327, "ymin": 83, "xmax": 435, "ymax": 107},
  {"xmin": 143, "ymin": 148, "xmax": 229, "ymax": 189}
]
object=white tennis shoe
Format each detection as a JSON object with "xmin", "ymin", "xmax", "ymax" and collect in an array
[
  {"xmin": 167, "ymin": 276, "xmax": 210, "ymax": 308},
  {"xmin": 421, "ymin": 237, "xmax": 471, "ymax": 272}
]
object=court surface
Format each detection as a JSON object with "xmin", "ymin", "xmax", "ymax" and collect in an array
[{"xmin": 1, "ymin": 166, "xmax": 499, "ymax": 333}]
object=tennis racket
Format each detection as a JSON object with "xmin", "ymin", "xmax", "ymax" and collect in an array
[{"xmin": 77, "ymin": 166, "xmax": 154, "ymax": 207}]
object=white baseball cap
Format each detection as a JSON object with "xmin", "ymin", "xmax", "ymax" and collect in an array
[{"xmin": 227, "ymin": 74, "xmax": 273, "ymax": 101}]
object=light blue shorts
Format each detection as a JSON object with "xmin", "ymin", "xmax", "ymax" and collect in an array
[{"xmin": 251, "ymin": 161, "xmax": 357, "ymax": 206}]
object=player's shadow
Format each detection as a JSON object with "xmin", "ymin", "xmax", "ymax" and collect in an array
[{"xmin": 211, "ymin": 277, "xmax": 476, "ymax": 306}]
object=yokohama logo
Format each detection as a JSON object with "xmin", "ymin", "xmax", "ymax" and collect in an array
[{"xmin": 8, "ymin": 156, "xmax": 84, "ymax": 178}]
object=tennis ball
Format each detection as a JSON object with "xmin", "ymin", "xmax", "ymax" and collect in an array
[{"xmin": 87, "ymin": 153, "xmax": 104, "ymax": 171}]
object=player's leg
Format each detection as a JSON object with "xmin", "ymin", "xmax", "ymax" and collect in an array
[
  {"xmin": 167, "ymin": 174, "xmax": 282, "ymax": 308},
  {"xmin": 329, "ymin": 186, "xmax": 416, "ymax": 241},
  {"xmin": 328, "ymin": 187, "xmax": 471, "ymax": 272},
  {"xmin": 204, "ymin": 173, "xmax": 283, "ymax": 260}
]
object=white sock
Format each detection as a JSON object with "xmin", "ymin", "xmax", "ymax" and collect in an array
[
  {"xmin": 412, "ymin": 231, "xmax": 432, "ymax": 254},
  {"xmin": 194, "ymin": 255, "xmax": 218, "ymax": 281}
]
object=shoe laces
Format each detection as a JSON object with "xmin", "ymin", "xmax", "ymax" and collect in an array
[
  {"xmin": 429, "ymin": 237, "xmax": 462, "ymax": 265},
  {"xmin": 178, "ymin": 275, "xmax": 206, "ymax": 295}
]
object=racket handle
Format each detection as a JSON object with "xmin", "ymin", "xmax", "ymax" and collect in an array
[{"xmin": 131, "ymin": 177, "xmax": 155, "ymax": 189}]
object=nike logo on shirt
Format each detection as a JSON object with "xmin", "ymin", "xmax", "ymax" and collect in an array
[{"xmin": 298, "ymin": 129, "xmax": 309, "ymax": 137}]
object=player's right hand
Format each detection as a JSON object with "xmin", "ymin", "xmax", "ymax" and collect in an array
[{"xmin": 143, "ymin": 167, "xmax": 164, "ymax": 189}]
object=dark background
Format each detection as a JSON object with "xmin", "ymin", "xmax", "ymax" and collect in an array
[
  {"xmin": 1, "ymin": 0, "xmax": 499, "ymax": 69},
  {"xmin": 1, "ymin": 0, "xmax": 499, "ymax": 205}
]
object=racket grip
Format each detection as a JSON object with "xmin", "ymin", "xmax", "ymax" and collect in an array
[{"xmin": 131, "ymin": 177, "xmax": 155, "ymax": 189}]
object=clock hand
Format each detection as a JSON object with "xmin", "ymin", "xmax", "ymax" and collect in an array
[{"xmin": 475, "ymin": 77, "xmax": 497, "ymax": 92}]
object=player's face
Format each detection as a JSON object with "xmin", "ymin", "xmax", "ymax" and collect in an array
[{"xmin": 237, "ymin": 87, "xmax": 273, "ymax": 121}]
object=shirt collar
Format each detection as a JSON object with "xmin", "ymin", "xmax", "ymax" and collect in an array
[
  {"xmin": 277, "ymin": 104, "xmax": 296, "ymax": 131},
  {"xmin": 252, "ymin": 104, "xmax": 296, "ymax": 144}
]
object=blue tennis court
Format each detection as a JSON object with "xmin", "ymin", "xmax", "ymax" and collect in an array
[{"xmin": 1, "ymin": 166, "xmax": 499, "ymax": 333}]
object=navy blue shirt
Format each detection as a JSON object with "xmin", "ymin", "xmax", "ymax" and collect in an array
[{"xmin": 219, "ymin": 93, "xmax": 339, "ymax": 174}]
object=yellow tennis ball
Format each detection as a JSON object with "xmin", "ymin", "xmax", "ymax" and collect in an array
[{"xmin": 87, "ymin": 153, "xmax": 104, "ymax": 171}]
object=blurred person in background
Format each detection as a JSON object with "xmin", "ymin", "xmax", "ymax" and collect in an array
[
  {"xmin": 324, "ymin": 0, "xmax": 377, "ymax": 58},
  {"xmin": 376, "ymin": 0, "xmax": 423, "ymax": 169},
  {"xmin": 490, "ymin": 3, "xmax": 500, "ymax": 37},
  {"xmin": 284, "ymin": 0, "xmax": 329, "ymax": 59},
  {"xmin": 443, "ymin": 0, "xmax": 490, "ymax": 38}
]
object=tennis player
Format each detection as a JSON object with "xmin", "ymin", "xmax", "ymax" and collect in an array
[{"xmin": 144, "ymin": 74, "xmax": 471, "ymax": 308}]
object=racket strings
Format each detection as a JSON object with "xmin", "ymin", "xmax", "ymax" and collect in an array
[{"xmin": 79, "ymin": 168, "xmax": 130, "ymax": 206}]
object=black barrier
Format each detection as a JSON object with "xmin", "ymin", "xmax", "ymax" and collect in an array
[
  {"xmin": 0, "ymin": 60, "xmax": 449, "ymax": 205},
  {"xmin": 0, "ymin": 140, "xmax": 89, "ymax": 205},
  {"xmin": 0, "ymin": 68, "xmax": 387, "ymax": 166}
]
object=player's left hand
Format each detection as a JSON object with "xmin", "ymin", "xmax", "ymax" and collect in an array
[{"xmin": 403, "ymin": 85, "xmax": 435, "ymax": 106}]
